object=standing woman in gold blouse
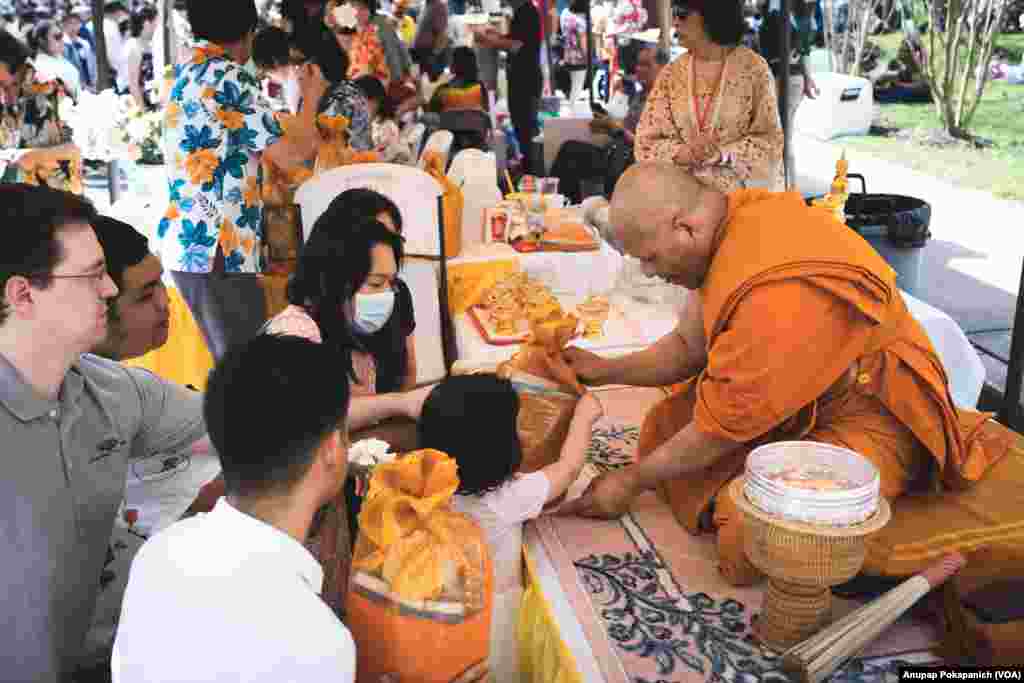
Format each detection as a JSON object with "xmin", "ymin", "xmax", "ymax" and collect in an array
[{"xmin": 635, "ymin": 0, "xmax": 783, "ymax": 192}]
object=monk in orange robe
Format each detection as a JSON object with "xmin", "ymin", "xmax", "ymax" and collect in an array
[{"xmin": 561, "ymin": 162, "xmax": 1012, "ymax": 586}]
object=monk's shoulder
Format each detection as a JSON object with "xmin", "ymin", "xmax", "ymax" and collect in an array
[{"xmin": 728, "ymin": 278, "xmax": 848, "ymax": 327}]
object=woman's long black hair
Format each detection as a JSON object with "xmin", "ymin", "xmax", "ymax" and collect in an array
[
  {"xmin": 287, "ymin": 214, "xmax": 404, "ymax": 385},
  {"xmin": 316, "ymin": 189, "xmax": 406, "ymax": 391}
]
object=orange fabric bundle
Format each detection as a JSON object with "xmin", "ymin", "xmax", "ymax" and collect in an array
[
  {"xmin": 491, "ymin": 315, "xmax": 584, "ymax": 472},
  {"xmin": 421, "ymin": 151, "xmax": 463, "ymax": 258},
  {"xmin": 314, "ymin": 113, "xmax": 352, "ymax": 173},
  {"xmin": 346, "ymin": 450, "xmax": 492, "ymax": 683},
  {"xmin": 500, "ymin": 314, "xmax": 583, "ymax": 395},
  {"xmin": 261, "ymin": 113, "xmax": 315, "ymax": 275}
]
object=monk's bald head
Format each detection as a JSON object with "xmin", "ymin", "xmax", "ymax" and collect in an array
[
  {"xmin": 611, "ymin": 163, "xmax": 705, "ymax": 228},
  {"xmin": 608, "ymin": 163, "xmax": 728, "ymax": 290}
]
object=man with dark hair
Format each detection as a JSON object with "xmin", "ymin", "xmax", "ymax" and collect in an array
[
  {"xmin": 91, "ymin": 216, "xmax": 171, "ymax": 361},
  {"xmin": 113, "ymin": 334, "xmax": 357, "ymax": 682},
  {"xmin": 0, "ymin": 184, "xmax": 213, "ymax": 681},
  {"xmin": 158, "ymin": 0, "xmax": 327, "ymax": 362}
]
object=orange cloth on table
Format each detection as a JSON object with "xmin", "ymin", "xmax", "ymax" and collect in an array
[
  {"xmin": 421, "ymin": 151, "xmax": 463, "ymax": 258},
  {"xmin": 636, "ymin": 189, "xmax": 1014, "ymax": 586},
  {"xmin": 123, "ymin": 286, "xmax": 214, "ymax": 390}
]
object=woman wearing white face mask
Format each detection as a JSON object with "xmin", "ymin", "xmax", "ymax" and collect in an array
[
  {"xmin": 264, "ymin": 211, "xmax": 431, "ymax": 445},
  {"xmin": 264, "ymin": 212, "xmax": 432, "ymax": 616}
]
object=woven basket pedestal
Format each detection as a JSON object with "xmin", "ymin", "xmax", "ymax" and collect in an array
[{"xmin": 728, "ymin": 479, "xmax": 891, "ymax": 652}]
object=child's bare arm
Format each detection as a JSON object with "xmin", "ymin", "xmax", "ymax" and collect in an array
[{"xmin": 539, "ymin": 394, "xmax": 603, "ymax": 503}]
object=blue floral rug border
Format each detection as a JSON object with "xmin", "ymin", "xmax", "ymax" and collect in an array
[{"xmin": 573, "ymin": 428, "xmax": 939, "ymax": 683}]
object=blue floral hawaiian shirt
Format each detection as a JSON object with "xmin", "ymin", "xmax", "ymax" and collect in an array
[{"xmin": 157, "ymin": 42, "xmax": 282, "ymax": 274}]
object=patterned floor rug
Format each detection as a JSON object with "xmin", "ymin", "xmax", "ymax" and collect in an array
[{"xmin": 530, "ymin": 386, "xmax": 943, "ymax": 683}]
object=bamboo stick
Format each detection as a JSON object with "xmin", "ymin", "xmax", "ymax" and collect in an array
[{"xmin": 781, "ymin": 553, "xmax": 966, "ymax": 683}]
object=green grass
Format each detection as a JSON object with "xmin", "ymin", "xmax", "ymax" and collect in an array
[{"xmin": 828, "ymin": 32, "xmax": 1024, "ymax": 200}]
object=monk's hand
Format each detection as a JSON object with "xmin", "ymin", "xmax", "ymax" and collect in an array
[
  {"xmin": 558, "ymin": 469, "xmax": 640, "ymax": 519},
  {"xmin": 562, "ymin": 347, "xmax": 612, "ymax": 386}
]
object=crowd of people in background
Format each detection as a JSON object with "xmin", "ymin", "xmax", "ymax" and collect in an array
[{"xmin": 0, "ymin": 1, "xmax": 162, "ymax": 105}]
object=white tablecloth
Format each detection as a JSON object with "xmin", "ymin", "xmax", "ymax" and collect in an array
[{"xmin": 901, "ymin": 291, "xmax": 985, "ymax": 409}]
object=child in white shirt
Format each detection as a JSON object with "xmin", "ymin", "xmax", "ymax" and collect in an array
[
  {"xmin": 353, "ymin": 74, "xmax": 413, "ymax": 164},
  {"xmin": 417, "ymin": 374, "xmax": 603, "ymax": 682}
]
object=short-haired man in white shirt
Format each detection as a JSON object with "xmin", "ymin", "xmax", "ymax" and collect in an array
[{"xmin": 112, "ymin": 333, "xmax": 357, "ymax": 682}]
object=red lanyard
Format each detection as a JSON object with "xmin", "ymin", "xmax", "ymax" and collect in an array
[
  {"xmin": 694, "ymin": 94, "xmax": 713, "ymax": 133},
  {"xmin": 691, "ymin": 55, "xmax": 725, "ymax": 135}
]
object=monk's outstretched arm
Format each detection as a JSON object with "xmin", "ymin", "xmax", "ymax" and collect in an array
[
  {"xmin": 587, "ymin": 294, "xmax": 707, "ymax": 387},
  {"xmin": 624, "ymin": 421, "xmax": 741, "ymax": 494}
]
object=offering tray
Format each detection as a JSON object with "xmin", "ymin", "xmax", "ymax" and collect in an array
[
  {"xmin": 729, "ymin": 457, "xmax": 890, "ymax": 652},
  {"xmin": 467, "ymin": 305, "xmax": 532, "ymax": 345},
  {"xmin": 744, "ymin": 442, "xmax": 880, "ymax": 527}
]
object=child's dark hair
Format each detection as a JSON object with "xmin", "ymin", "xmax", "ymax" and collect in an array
[
  {"xmin": 418, "ymin": 374, "xmax": 522, "ymax": 496},
  {"xmin": 354, "ymin": 75, "xmax": 395, "ymax": 119}
]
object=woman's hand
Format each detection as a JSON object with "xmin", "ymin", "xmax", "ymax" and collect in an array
[
  {"xmin": 803, "ymin": 74, "xmax": 819, "ymax": 99},
  {"xmin": 689, "ymin": 132, "xmax": 721, "ymax": 167}
]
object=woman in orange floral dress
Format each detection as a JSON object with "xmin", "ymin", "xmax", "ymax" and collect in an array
[
  {"xmin": 635, "ymin": 0, "xmax": 783, "ymax": 192},
  {"xmin": 328, "ymin": 0, "xmax": 391, "ymax": 86}
]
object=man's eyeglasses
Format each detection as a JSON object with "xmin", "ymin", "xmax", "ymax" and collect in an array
[{"xmin": 35, "ymin": 269, "xmax": 110, "ymax": 288}]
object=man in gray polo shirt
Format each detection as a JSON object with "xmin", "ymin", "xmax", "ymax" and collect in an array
[{"xmin": 0, "ymin": 184, "xmax": 212, "ymax": 682}]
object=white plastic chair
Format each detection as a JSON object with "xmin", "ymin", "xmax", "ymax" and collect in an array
[
  {"xmin": 418, "ymin": 129, "xmax": 454, "ymax": 170},
  {"xmin": 294, "ymin": 164, "xmax": 454, "ymax": 384}
]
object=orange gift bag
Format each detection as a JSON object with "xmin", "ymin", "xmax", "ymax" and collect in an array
[{"xmin": 345, "ymin": 449, "xmax": 492, "ymax": 683}]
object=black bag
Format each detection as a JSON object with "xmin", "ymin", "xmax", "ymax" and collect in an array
[{"xmin": 604, "ymin": 135, "xmax": 634, "ymax": 197}]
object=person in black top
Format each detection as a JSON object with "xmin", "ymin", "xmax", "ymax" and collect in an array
[{"xmin": 478, "ymin": 0, "xmax": 542, "ymax": 169}]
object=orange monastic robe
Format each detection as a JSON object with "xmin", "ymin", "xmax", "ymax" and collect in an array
[{"xmin": 637, "ymin": 189, "xmax": 1012, "ymax": 585}]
